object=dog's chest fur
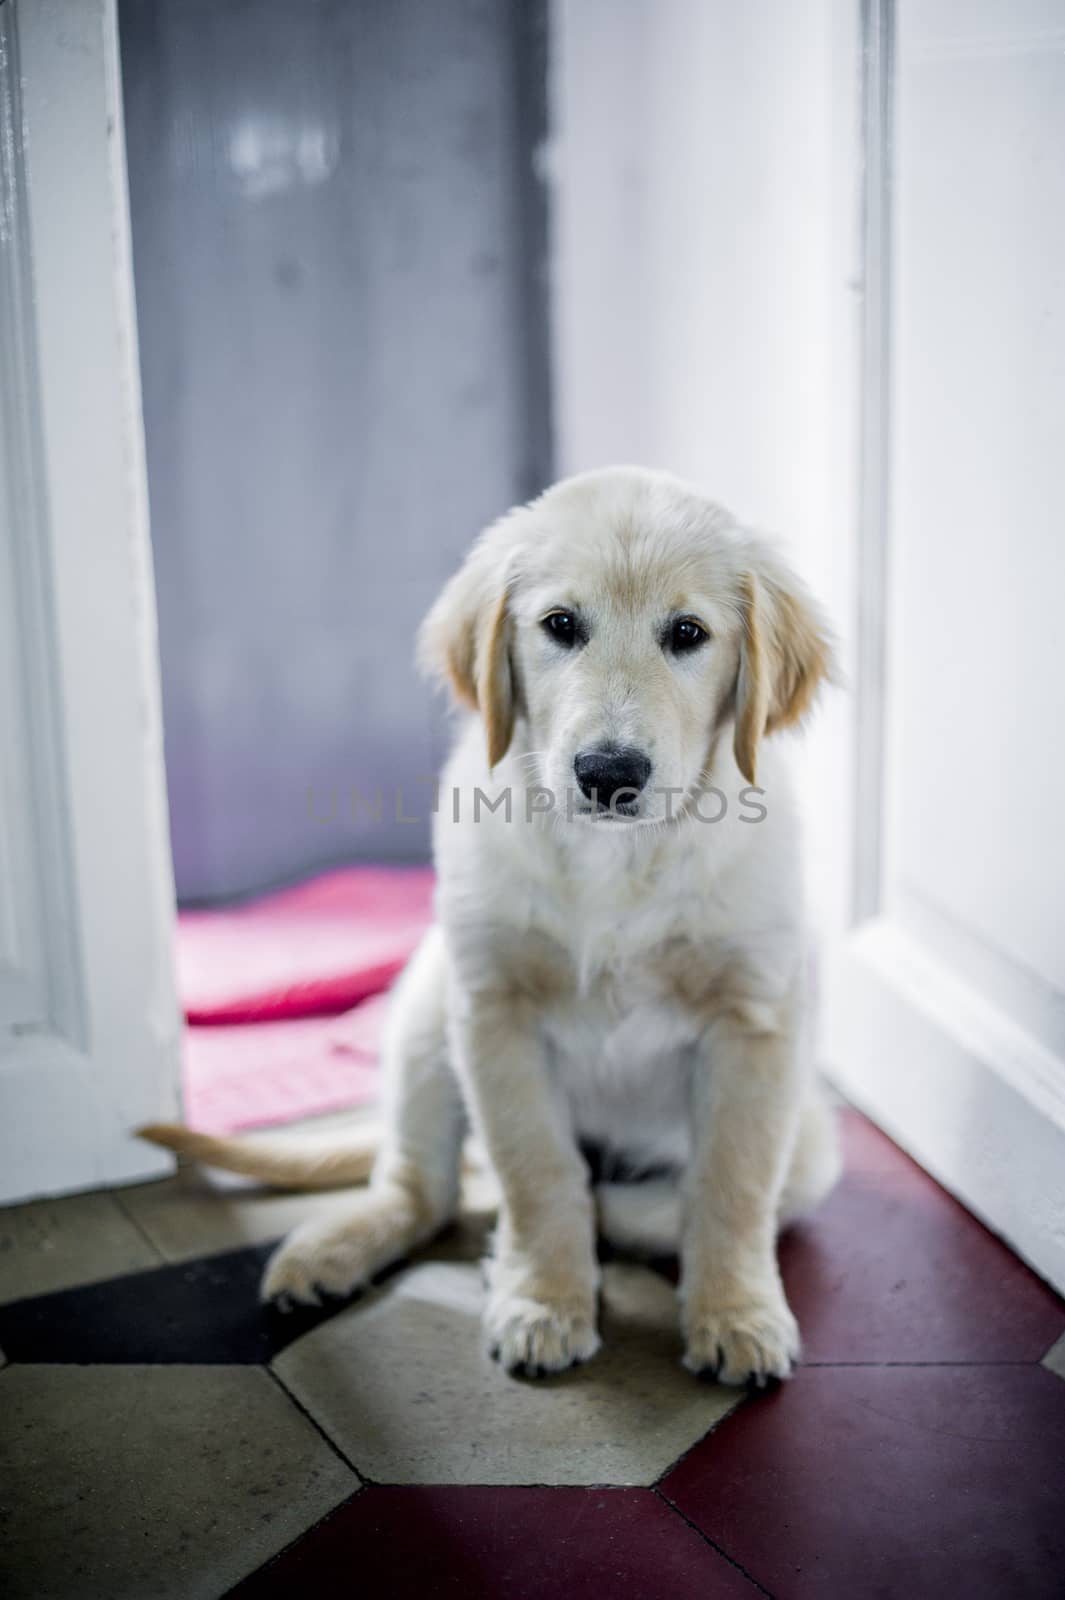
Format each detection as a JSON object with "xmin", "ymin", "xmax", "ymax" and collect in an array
[
  {"xmin": 437, "ymin": 724, "xmax": 801, "ymax": 1167},
  {"xmin": 498, "ymin": 836, "xmax": 754, "ymax": 1165}
]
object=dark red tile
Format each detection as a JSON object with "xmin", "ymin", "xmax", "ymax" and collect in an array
[
  {"xmin": 779, "ymin": 1111, "xmax": 1065, "ymax": 1362},
  {"xmin": 226, "ymin": 1486, "xmax": 763, "ymax": 1600},
  {"xmin": 663, "ymin": 1363, "xmax": 1065, "ymax": 1600}
]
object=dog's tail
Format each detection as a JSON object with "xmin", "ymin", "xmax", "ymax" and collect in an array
[{"xmin": 136, "ymin": 1121, "xmax": 380, "ymax": 1190}]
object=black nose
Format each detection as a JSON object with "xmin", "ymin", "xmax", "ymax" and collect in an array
[{"xmin": 573, "ymin": 746, "xmax": 652, "ymax": 809}]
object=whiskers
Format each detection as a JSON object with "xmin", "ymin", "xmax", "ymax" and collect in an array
[
  {"xmin": 512, "ymin": 748, "xmax": 549, "ymax": 796},
  {"xmin": 513, "ymin": 748, "xmax": 548, "ymax": 774}
]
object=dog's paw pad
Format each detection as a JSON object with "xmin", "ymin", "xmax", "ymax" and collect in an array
[
  {"xmin": 486, "ymin": 1296, "xmax": 600, "ymax": 1376},
  {"xmin": 261, "ymin": 1228, "xmax": 372, "ymax": 1307},
  {"xmin": 683, "ymin": 1299, "xmax": 799, "ymax": 1386}
]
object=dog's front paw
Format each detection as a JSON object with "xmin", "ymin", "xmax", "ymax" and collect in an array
[
  {"xmin": 683, "ymin": 1292, "xmax": 800, "ymax": 1387},
  {"xmin": 485, "ymin": 1294, "xmax": 600, "ymax": 1377}
]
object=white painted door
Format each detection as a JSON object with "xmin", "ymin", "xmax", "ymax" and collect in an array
[
  {"xmin": 826, "ymin": 0, "xmax": 1065, "ymax": 1293},
  {"xmin": 0, "ymin": 0, "xmax": 181, "ymax": 1203}
]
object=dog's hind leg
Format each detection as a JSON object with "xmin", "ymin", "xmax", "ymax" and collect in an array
[
  {"xmin": 596, "ymin": 1085, "xmax": 841, "ymax": 1262},
  {"xmin": 777, "ymin": 1083, "xmax": 842, "ymax": 1228},
  {"xmin": 263, "ymin": 928, "xmax": 466, "ymax": 1306}
]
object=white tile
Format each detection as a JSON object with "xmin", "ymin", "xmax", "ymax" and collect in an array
[
  {"xmin": 0, "ymin": 1192, "xmax": 161, "ymax": 1305},
  {"xmin": 1043, "ymin": 1330, "xmax": 1065, "ymax": 1382},
  {"xmin": 0, "ymin": 1364, "xmax": 358, "ymax": 1599},
  {"xmin": 274, "ymin": 1259, "xmax": 741, "ymax": 1486}
]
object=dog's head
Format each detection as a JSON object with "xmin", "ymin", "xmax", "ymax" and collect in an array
[{"xmin": 420, "ymin": 468, "xmax": 835, "ymax": 825}]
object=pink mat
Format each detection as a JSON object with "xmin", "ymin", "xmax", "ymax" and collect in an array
[
  {"xmin": 183, "ymin": 995, "xmax": 390, "ymax": 1134},
  {"xmin": 179, "ymin": 865, "xmax": 434, "ymax": 1024},
  {"xmin": 177, "ymin": 867, "xmax": 434, "ymax": 1133}
]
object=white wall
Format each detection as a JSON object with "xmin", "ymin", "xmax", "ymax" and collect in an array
[
  {"xmin": 121, "ymin": 0, "xmax": 551, "ymax": 900},
  {"xmin": 549, "ymin": 0, "xmax": 862, "ymax": 934}
]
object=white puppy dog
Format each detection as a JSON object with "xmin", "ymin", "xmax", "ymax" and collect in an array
[{"xmin": 143, "ymin": 466, "xmax": 841, "ymax": 1385}]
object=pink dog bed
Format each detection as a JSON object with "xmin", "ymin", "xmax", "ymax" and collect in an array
[{"xmin": 178, "ymin": 867, "xmax": 434, "ymax": 1133}]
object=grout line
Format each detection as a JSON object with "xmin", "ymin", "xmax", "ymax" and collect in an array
[
  {"xmin": 335, "ymin": 1479, "xmax": 671, "ymax": 1491},
  {"xmin": 220, "ymin": 1479, "xmax": 778, "ymax": 1597},
  {"xmin": 110, "ymin": 1188, "xmax": 168, "ymax": 1266},
  {"xmin": 218, "ymin": 1484, "xmax": 368, "ymax": 1598},
  {"xmin": 653, "ymin": 1486, "xmax": 776, "ymax": 1599},
  {"xmin": 652, "ymin": 1391, "xmax": 752, "ymax": 1484},
  {"xmin": 262, "ymin": 1362, "xmax": 366, "ymax": 1481},
  {"xmin": 1039, "ymin": 1330, "xmax": 1065, "ymax": 1368}
]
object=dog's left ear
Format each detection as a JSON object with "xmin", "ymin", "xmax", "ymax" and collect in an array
[
  {"xmin": 733, "ymin": 557, "xmax": 836, "ymax": 785},
  {"xmin": 418, "ymin": 531, "xmax": 516, "ymax": 768}
]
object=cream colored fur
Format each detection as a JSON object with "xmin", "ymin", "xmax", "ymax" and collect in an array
[{"xmin": 142, "ymin": 467, "xmax": 842, "ymax": 1385}]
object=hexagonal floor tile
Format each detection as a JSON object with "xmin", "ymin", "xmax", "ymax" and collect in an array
[
  {"xmin": 0, "ymin": 1191, "xmax": 161, "ymax": 1305},
  {"xmin": 661, "ymin": 1363, "xmax": 1065, "ymax": 1599},
  {"xmin": 780, "ymin": 1111, "xmax": 1065, "ymax": 1362},
  {"xmin": 0, "ymin": 1242, "xmax": 288, "ymax": 1364},
  {"xmin": 0, "ymin": 1166, "xmax": 503, "ymax": 1368},
  {"xmin": 0, "ymin": 1364, "xmax": 358, "ymax": 1600},
  {"xmin": 226, "ymin": 1485, "xmax": 762, "ymax": 1598},
  {"xmin": 272, "ymin": 1260, "xmax": 741, "ymax": 1485},
  {"xmin": 1044, "ymin": 1329, "xmax": 1065, "ymax": 1381}
]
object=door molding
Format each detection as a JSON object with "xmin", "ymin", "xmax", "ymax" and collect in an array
[
  {"xmin": 0, "ymin": 0, "xmax": 181, "ymax": 1202},
  {"xmin": 825, "ymin": 0, "xmax": 1065, "ymax": 1296},
  {"xmin": 0, "ymin": 0, "xmax": 86, "ymax": 1051},
  {"xmin": 851, "ymin": 0, "xmax": 894, "ymax": 923}
]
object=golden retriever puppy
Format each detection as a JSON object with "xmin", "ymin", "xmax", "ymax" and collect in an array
[{"xmin": 143, "ymin": 466, "xmax": 841, "ymax": 1384}]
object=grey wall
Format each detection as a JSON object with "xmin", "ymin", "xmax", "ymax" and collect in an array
[{"xmin": 120, "ymin": 0, "xmax": 549, "ymax": 903}]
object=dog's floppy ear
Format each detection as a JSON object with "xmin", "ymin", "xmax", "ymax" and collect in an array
[
  {"xmin": 733, "ymin": 555, "xmax": 835, "ymax": 785},
  {"xmin": 418, "ymin": 532, "xmax": 516, "ymax": 768}
]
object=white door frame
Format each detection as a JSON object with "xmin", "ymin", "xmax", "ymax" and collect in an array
[
  {"xmin": 0, "ymin": 0, "xmax": 181, "ymax": 1202},
  {"xmin": 823, "ymin": 0, "xmax": 1065, "ymax": 1296}
]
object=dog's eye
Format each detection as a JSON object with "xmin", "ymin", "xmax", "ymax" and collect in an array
[
  {"xmin": 541, "ymin": 611, "xmax": 579, "ymax": 647},
  {"xmin": 667, "ymin": 617, "xmax": 709, "ymax": 654}
]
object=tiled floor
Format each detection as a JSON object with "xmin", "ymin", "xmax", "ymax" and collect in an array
[{"xmin": 1, "ymin": 1106, "xmax": 1063, "ymax": 1599}]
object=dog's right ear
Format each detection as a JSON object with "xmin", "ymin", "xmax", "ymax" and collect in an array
[{"xmin": 418, "ymin": 529, "xmax": 516, "ymax": 768}]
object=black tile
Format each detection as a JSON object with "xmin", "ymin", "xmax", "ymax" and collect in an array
[{"xmin": 0, "ymin": 1242, "xmax": 358, "ymax": 1364}]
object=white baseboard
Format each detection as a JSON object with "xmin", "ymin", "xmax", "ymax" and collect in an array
[{"xmin": 824, "ymin": 918, "xmax": 1065, "ymax": 1298}]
